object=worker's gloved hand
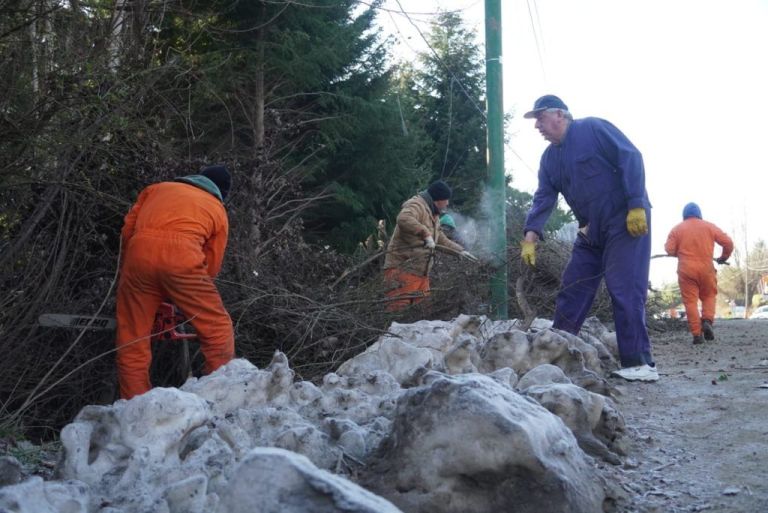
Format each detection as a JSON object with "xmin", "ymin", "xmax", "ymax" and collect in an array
[
  {"xmin": 716, "ymin": 256, "xmax": 728, "ymax": 265},
  {"xmin": 626, "ymin": 208, "xmax": 648, "ymax": 237},
  {"xmin": 460, "ymin": 251, "xmax": 478, "ymax": 262},
  {"xmin": 424, "ymin": 236, "xmax": 436, "ymax": 249},
  {"xmin": 521, "ymin": 240, "xmax": 536, "ymax": 266}
]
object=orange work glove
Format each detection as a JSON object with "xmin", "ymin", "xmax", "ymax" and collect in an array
[{"xmin": 626, "ymin": 208, "xmax": 648, "ymax": 237}]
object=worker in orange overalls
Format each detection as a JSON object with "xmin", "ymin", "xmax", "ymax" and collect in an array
[
  {"xmin": 665, "ymin": 202, "xmax": 733, "ymax": 344},
  {"xmin": 383, "ymin": 181, "xmax": 476, "ymax": 312},
  {"xmin": 115, "ymin": 165, "xmax": 235, "ymax": 399}
]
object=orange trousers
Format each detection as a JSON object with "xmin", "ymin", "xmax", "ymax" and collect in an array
[
  {"xmin": 384, "ymin": 268, "xmax": 430, "ymax": 312},
  {"xmin": 678, "ymin": 264, "xmax": 717, "ymax": 337},
  {"xmin": 116, "ymin": 234, "xmax": 234, "ymax": 399}
]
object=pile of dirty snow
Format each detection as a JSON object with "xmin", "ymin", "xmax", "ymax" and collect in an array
[{"xmin": 0, "ymin": 315, "xmax": 629, "ymax": 513}]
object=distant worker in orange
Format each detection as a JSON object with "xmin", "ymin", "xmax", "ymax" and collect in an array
[
  {"xmin": 116, "ymin": 165, "xmax": 235, "ymax": 399},
  {"xmin": 665, "ymin": 202, "xmax": 733, "ymax": 344},
  {"xmin": 383, "ymin": 180, "xmax": 476, "ymax": 311}
]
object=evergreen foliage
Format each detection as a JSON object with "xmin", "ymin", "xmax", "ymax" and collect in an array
[
  {"xmin": 0, "ymin": 2, "xmax": 574, "ymax": 436},
  {"xmin": 506, "ymin": 187, "xmax": 573, "ymax": 236},
  {"xmin": 408, "ymin": 11, "xmax": 488, "ymax": 212}
]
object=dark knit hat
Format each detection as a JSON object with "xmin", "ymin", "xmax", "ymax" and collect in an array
[
  {"xmin": 427, "ymin": 180, "xmax": 452, "ymax": 201},
  {"xmin": 201, "ymin": 165, "xmax": 231, "ymax": 200},
  {"xmin": 683, "ymin": 202, "xmax": 702, "ymax": 220}
]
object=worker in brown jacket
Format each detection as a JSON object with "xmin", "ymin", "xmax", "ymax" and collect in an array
[
  {"xmin": 383, "ymin": 181, "xmax": 476, "ymax": 311},
  {"xmin": 116, "ymin": 165, "xmax": 235, "ymax": 399},
  {"xmin": 665, "ymin": 202, "xmax": 733, "ymax": 344}
]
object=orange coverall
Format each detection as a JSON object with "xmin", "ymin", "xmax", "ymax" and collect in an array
[
  {"xmin": 116, "ymin": 181, "xmax": 234, "ymax": 399},
  {"xmin": 383, "ymin": 268, "xmax": 431, "ymax": 311},
  {"xmin": 665, "ymin": 218, "xmax": 733, "ymax": 337}
]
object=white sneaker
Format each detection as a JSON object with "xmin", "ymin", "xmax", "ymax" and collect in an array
[{"xmin": 611, "ymin": 364, "xmax": 659, "ymax": 382}]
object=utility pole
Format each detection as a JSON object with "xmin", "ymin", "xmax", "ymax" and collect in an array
[{"xmin": 485, "ymin": 0, "xmax": 508, "ymax": 319}]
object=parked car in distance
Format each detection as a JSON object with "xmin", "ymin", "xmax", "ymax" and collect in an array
[
  {"xmin": 750, "ymin": 305, "xmax": 768, "ymax": 319},
  {"xmin": 727, "ymin": 306, "xmax": 746, "ymax": 319}
]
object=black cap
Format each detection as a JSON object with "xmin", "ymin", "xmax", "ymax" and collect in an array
[
  {"xmin": 523, "ymin": 95, "xmax": 569, "ymax": 118},
  {"xmin": 201, "ymin": 165, "xmax": 231, "ymax": 200},
  {"xmin": 427, "ymin": 180, "xmax": 452, "ymax": 201}
]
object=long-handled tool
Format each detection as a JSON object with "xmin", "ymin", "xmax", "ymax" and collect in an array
[
  {"xmin": 330, "ymin": 242, "xmax": 480, "ymax": 290},
  {"xmin": 651, "ymin": 254, "xmax": 729, "ymax": 265},
  {"xmin": 39, "ymin": 302, "xmax": 195, "ymax": 386}
]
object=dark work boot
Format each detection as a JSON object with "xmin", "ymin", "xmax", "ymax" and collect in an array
[
  {"xmin": 702, "ymin": 319, "xmax": 715, "ymax": 341},
  {"xmin": 692, "ymin": 334, "xmax": 704, "ymax": 345}
]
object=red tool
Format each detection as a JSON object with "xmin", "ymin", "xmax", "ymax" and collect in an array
[{"xmin": 150, "ymin": 302, "xmax": 197, "ymax": 342}]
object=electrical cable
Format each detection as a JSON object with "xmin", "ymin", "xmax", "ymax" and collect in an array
[
  {"xmin": 387, "ymin": 0, "xmax": 540, "ymax": 185},
  {"xmin": 441, "ymin": 77, "xmax": 454, "ymax": 178},
  {"xmin": 367, "ymin": 0, "xmax": 481, "ymax": 17},
  {"xmin": 527, "ymin": 0, "xmax": 547, "ymax": 80},
  {"xmin": 393, "ymin": 0, "xmax": 487, "ymax": 120},
  {"xmin": 505, "ymin": 141, "xmax": 539, "ymax": 179},
  {"xmin": 387, "ymin": 9, "xmax": 420, "ymax": 55}
]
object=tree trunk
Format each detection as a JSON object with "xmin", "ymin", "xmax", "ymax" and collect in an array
[
  {"xmin": 108, "ymin": 0, "xmax": 127, "ymax": 71},
  {"xmin": 252, "ymin": 3, "xmax": 266, "ymax": 156},
  {"xmin": 29, "ymin": 9, "xmax": 38, "ymax": 94}
]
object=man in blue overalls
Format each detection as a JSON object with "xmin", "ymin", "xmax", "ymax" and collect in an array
[{"xmin": 520, "ymin": 95, "xmax": 657, "ymax": 382}]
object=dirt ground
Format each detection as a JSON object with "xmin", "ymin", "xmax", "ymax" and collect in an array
[{"xmin": 609, "ymin": 318, "xmax": 768, "ymax": 513}]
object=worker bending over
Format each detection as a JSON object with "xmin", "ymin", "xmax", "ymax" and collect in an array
[{"xmin": 115, "ymin": 165, "xmax": 235, "ymax": 399}]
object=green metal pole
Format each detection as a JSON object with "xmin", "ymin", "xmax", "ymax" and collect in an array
[{"xmin": 485, "ymin": 0, "xmax": 508, "ymax": 319}]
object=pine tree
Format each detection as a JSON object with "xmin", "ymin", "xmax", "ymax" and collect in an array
[
  {"xmin": 413, "ymin": 11, "xmax": 487, "ymax": 212},
  {"xmin": 147, "ymin": 0, "xmax": 423, "ymax": 250}
]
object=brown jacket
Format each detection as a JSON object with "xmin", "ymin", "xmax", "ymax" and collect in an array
[{"xmin": 383, "ymin": 194, "xmax": 463, "ymax": 276}]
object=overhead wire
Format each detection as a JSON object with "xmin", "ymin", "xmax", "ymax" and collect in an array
[
  {"xmin": 385, "ymin": 0, "xmax": 487, "ymax": 184},
  {"xmin": 392, "ymin": 0, "xmax": 487, "ymax": 120},
  {"xmin": 358, "ymin": 0, "xmax": 479, "ymax": 16},
  {"xmin": 506, "ymin": 0, "xmax": 550, "ymax": 182},
  {"xmin": 526, "ymin": 0, "xmax": 547, "ymax": 81},
  {"xmin": 384, "ymin": 0, "xmax": 542, "ymax": 183},
  {"xmin": 385, "ymin": 2, "xmax": 456, "ymax": 165},
  {"xmin": 505, "ymin": 141, "xmax": 539, "ymax": 179},
  {"xmin": 440, "ymin": 77, "xmax": 454, "ymax": 178},
  {"xmin": 386, "ymin": 9, "xmax": 420, "ymax": 55}
]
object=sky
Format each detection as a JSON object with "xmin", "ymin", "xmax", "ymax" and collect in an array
[{"xmin": 377, "ymin": 0, "xmax": 768, "ymax": 285}]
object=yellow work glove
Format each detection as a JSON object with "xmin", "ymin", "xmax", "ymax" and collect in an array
[
  {"xmin": 521, "ymin": 240, "xmax": 536, "ymax": 266},
  {"xmin": 626, "ymin": 208, "xmax": 648, "ymax": 237}
]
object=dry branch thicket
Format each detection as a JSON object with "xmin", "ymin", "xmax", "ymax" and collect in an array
[
  {"xmin": 0, "ymin": 108, "xmax": 663, "ymax": 439},
  {"xmin": 0, "ymin": 2, "xmax": 668, "ymax": 441},
  {"xmin": 1, "ymin": 175, "xmax": 629, "ymax": 441}
]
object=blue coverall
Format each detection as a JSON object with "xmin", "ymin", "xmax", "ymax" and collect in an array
[{"xmin": 524, "ymin": 117, "xmax": 654, "ymax": 368}]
